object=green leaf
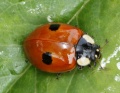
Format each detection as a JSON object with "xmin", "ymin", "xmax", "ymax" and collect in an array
[{"xmin": 0, "ymin": 0, "xmax": 120, "ymax": 93}]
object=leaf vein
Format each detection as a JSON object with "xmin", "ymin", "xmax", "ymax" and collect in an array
[{"xmin": 67, "ymin": 0, "xmax": 90, "ymax": 24}]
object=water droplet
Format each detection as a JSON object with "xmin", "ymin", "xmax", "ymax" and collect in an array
[
  {"xmin": 114, "ymin": 74, "xmax": 120, "ymax": 82},
  {"xmin": 20, "ymin": 1, "xmax": 26, "ymax": 5},
  {"xmin": 116, "ymin": 62, "xmax": 120, "ymax": 70},
  {"xmin": 0, "ymin": 51, "xmax": 4, "ymax": 55},
  {"xmin": 47, "ymin": 15, "xmax": 53, "ymax": 22}
]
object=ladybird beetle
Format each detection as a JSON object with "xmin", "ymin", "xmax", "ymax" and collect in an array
[{"xmin": 23, "ymin": 23, "xmax": 101, "ymax": 73}]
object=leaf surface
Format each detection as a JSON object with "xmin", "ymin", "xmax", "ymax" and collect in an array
[{"xmin": 0, "ymin": 0, "xmax": 120, "ymax": 93}]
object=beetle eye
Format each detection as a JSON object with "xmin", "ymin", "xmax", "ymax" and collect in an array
[
  {"xmin": 96, "ymin": 49, "xmax": 100, "ymax": 52},
  {"xmin": 95, "ymin": 55, "xmax": 98, "ymax": 58},
  {"xmin": 95, "ymin": 49, "xmax": 101, "ymax": 59}
]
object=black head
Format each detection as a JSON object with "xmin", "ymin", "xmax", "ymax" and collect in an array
[{"xmin": 76, "ymin": 34, "xmax": 101, "ymax": 66}]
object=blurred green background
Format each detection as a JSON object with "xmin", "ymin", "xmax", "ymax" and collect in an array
[{"xmin": 0, "ymin": 0, "xmax": 120, "ymax": 93}]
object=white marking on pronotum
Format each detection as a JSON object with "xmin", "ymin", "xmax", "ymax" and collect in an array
[
  {"xmin": 77, "ymin": 56, "xmax": 90, "ymax": 66},
  {"xmin": 83, "ymin": 34, "xmax": 95, "ymax": 44}
]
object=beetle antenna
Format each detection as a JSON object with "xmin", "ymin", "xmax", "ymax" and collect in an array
[
  {"xmin": 100, "ymin": 39, "xmax": 109, "ymax": 50},
  {"xmin": 98, "ymin": 39, "xmax": 108, "ymax": 70}
]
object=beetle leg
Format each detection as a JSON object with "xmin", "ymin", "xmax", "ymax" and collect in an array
[
  {"xmin": 77, "ymin": 65, "xmax": 83, "ymax": 70},
  {"xmin": 88, "ymin": 64, "xmax": 92, "ymax": 68},
  {"xmin": 56, "ymin": 73, "xmax": 61, "ymax": 79},
  {"xmin": 105, "ymin": 39, "xmax": 109, "ymax": 44},
  {"xmin": 25, "ymin": 59, "xmax": 29, "ymax": 63},
  {"xmin": 94, "ymin": 61, "xmax": 96, "ymax": 66}
]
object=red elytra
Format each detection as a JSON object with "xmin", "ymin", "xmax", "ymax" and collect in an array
[{"xmin": 24, "ymin": 23, "xmax": 84, "ymax": 73}]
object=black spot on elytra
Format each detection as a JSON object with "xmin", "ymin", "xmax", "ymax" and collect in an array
[
  {"xmin": 49, "ymin": 24, "xmax": 60, "ymax": 31},
  {"xmin": 42, "ymin": 52, "xmax": 52, "ymax": 65}
]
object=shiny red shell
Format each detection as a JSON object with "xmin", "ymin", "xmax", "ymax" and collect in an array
[{"xmin": 24, "ymin": 23, "xmax": 84, "ymax": 73}]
